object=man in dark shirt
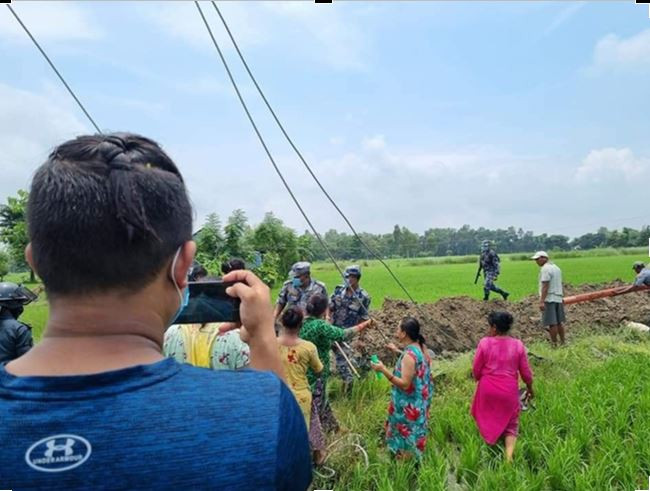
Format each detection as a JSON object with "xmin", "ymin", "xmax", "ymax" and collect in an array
[
  {"xmin": 0, "ymin": 282, "xmax": 37, "ymax": 365},
  {"xmin": 0, "ymin": 133, "xmax": 311, "ymax": 490}
]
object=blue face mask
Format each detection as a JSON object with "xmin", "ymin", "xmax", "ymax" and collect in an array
[
  {"xmin": 292, "ymin": 277, "xmax": 302, "ymax": 288},
  {"xmin": 169, "ymin": 247, "xmax": 190, "ymax": 325}
]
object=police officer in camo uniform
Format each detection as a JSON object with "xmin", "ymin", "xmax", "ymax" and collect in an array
[
  {"xmin": 330, "ymin": 265, "xmax": 371, "ymax": 387},
  {"xmin": 274, "ymin": 262, "xmax": 327, "ymax": 320},
  {"xmin": 0, "ymin": 282, "xmax": 37, "ymax": 365},
  {"xmin": 480, "ymin": 240, "xmax": 509, "ymax": 301}
]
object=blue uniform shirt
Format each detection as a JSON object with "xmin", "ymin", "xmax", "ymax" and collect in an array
[
  {"xmin": 0, "ymin": 359, "xmax": 311, "ymax": 490},
  {"xmin": 329, "ymin": 285, "xmax": 371, "ymax": 328},
  {"xmin": 634, "ymin": 268, "xmax": 650, "ymax": 287}
]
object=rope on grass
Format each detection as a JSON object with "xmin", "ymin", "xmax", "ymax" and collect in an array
[{"xmin": 314, "ymin": 433, "xmax": 370, "ymax": 480}]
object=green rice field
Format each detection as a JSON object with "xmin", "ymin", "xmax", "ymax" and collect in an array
[
  {"xmin": 8, "ymin": 247, "xmax": 648, "ymax": 341},
  {"xmin": 318, "ymin": 330, "xmax": 650, "ymax": 490}
]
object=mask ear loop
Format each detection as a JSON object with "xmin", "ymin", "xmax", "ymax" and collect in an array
[{"xmin": 169, "ymin": 247, "xmax": 184, "ymax": 307}]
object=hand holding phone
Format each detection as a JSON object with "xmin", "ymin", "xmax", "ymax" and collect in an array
[
  {"xmin": 173, "ymin": 281, "xmax": 240, "ymax": 325},
  {"xmin": 220, "ymin": 270, "xmax": 275, "ymax": 339},
  {"xmin": 220, "ymin": 270, "xmax": 284, "ymax": 380}
]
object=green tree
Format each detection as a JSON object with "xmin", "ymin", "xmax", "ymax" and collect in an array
[
  {"xmin": 194, "ymin": 213, "xmax": 225, "ymax": 273},
  {"xmin": 0, "ymin": 190, "xmax": 33, "ymax": 281},
  {"xmin": 251, "ymin": 213, "xmax": 298, "ymax": 279},
  {"xmin": 0, "ymin": 250, "xmax": 9, "ymax": 281},
  {"xmin": 253, "ymin": 251, "xmax": 281, "ymax": 287},
  {"xmin": 224, "ymin": 209, "xmax": 251, "ymax": 260}
]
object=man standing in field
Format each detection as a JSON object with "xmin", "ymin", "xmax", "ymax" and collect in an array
[
  {"xmin": 274, "ymin": 262, "xmax": 327, "ymax": 320},
  {"xmin": 329, "ymin": 265, "xmax": 371, "ymax": 387},
  {"xmin": 478, "ymin": 240, "xmax": 510, "ymax": 301},
  {"xmin": 532, "ymin": 251, "xmax": 565, "ymax": 346}
]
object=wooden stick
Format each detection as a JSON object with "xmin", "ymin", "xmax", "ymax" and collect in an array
[{"xmin": 333, "ymin": 341, "xmax": 360, "ymax": 379}]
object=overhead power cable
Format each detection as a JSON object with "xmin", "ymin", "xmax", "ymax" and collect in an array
[
  {"xmin": 6, "ymin": 5, "xmax": 101, "ymax": 133},
  {"xmin": 193, "ymin": 2, "xmax": 409, "ymax": 349},
  {"xmin": 206, "ymin": 2, "xmax": 447, "ymax": 337},
  {"xmin": 193, "ymin": 1, "xmax": 348, "ymax": 284},
  {"xmin": 197, "ymin": 2, "xmax": 461, "ymax": 350},
  {"xmin": 209, "ymin": 1, "xmax": 422, "ymax": 307}
]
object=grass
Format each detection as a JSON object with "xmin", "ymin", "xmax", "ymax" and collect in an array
[
  {"xmin": 316, "ymin": 329, "xmax": 650, "ymax": 490},
  {"xmin": 277, "ymin": 250, "xmax": 648, "ymax": 305},
  {"xmin": 6, "ymin": 248, "xmax": 648, "ymax": 340}
]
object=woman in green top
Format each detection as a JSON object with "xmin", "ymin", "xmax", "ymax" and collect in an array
[{"xmin": 301, "ymin": 294, "xmax": 372, "ymax": 439}]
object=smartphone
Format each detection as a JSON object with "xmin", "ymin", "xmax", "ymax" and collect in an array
[{"xmin": 174, "ymin": 280, "xmax": 240, "ymax": 324}]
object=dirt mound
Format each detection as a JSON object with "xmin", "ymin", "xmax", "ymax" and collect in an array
[{"xmin": 353, "ymin": 281, "xmax": 650, "ymax": 360}]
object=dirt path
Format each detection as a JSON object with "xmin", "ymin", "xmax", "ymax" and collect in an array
[{"xmin": 354, "ymin": 281, "xmax": 650, "ymax": 360}]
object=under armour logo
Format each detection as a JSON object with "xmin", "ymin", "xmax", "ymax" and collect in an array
[{"xmin": 44, "ymin": 438, "xmax": 75, "ymax": 458}]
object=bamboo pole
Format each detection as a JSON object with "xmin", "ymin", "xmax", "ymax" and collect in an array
[{"xmin": 333, "ymin": 341, "xmax": 360, "ymax": 379}]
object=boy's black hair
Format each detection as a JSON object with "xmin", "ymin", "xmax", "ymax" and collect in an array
[{"xmin": 27, "ymin": 133, "xmax": 193, "ymax": 296}]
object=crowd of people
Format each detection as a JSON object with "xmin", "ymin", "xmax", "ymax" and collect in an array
[{"xmin": 0, "ymin": 132, "xmax": 648, "ymax": 489}]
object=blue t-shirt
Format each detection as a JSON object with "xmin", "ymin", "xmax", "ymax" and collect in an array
[{"xmin": 0, "ymin": 359, "xmax": 311, "ymax": 490}]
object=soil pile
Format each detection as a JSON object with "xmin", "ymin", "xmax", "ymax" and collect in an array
[{"xmin": 354, "ymin": 281, "xmax": 650, "ymax": 360}]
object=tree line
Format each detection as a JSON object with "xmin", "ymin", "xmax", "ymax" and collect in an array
[{"xmin": 1, "ymin": 189, "xmax": 648, "ymax": 286}]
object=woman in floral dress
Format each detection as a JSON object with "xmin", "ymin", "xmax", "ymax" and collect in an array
[{"xmin": 370, "ymin": 317, "xmax": 434, "ymax": 460}]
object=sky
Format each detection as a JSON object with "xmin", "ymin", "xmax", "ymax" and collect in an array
[{"xmin": 1, "ymin": 1, "xmax": 649, "ymax": 238}]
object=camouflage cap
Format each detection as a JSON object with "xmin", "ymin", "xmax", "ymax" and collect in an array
[
  {"xmin": 290, "ymin": 261, "xmax": 311, "ymax": 277},
  {"xmin": 344, "ymin": 265, "xmax": 362, "ymax": 278}
]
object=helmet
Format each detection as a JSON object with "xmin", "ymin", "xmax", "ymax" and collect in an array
[
  {"xmin": 344, "ymin": 265, "xmax": 362, "ymax": 278},
  {"xmin": 0, "ymin": 282, "xmax": 38, "ymax": 309},
  {"xmin": 290, "ymin": 262, "xmax": 311, "ymax": 277},
  {"xmin": 481, "ymin": 240, "xmax": 491, "ymax": 251}
]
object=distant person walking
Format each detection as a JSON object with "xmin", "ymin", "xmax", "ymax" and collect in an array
[
  {"xmin": 478, "ymin": 240, "xmax": 509, "ymax": 301},
  {"xmin": 471, "ymin": 311, "xmax": 533, "ymax": 462},
  {"xmin": 329, "ymin": 265, "xmax": 371, "ymax": 389},
  {"xmin": 275, "ymin": 262, "xmax": 327, "ymax": 320},
  {"xmin": 532, "ymin": 251, "xmax": 565, "ymax": 346},
  {"xmin": 370, "ymin": 317, "xmax": 434, "ymax": 461}
]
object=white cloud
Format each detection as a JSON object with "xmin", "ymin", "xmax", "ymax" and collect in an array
[
  {"xmin": 142, "ymin": 2, "xmax": 369, "ymax": 70},
  {"xmin": 143, "ymin": 3, "xmax": 267, "ymax": 53},
  {"xmin": 361, "ymin": 135, "xmax": 386, "ymax": 151},
  {"xmin": 576, "ymin": 147, "xmax": 650, "ymax": 183},
  {"xmin": 0, "ymin": 82, "xmax": 90, "ymax": 202},
  {"xmin": 262, "ymin": 2, "xmax": 368, "ymax": 70},
  {"xmin": 593, "ymin": 29, "xmax": 650, "ymax": 68},
  {"xmin": 0, "ymin": 3, "xmax": 101, "ymax": 44}
]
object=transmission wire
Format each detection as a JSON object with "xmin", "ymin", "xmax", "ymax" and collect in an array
[
  {"xmin": 193, "ymin": 2, "xmax": 405, "ymax": 351},
  {"xmin": 6, "ymin": 5, "xmax": 101, "ymax": 133},
  {"xmin": 194, "ymin": 1, "xmax": 347, "ymax": 285},
  {"xmin": 210, "ymin": 1, "xmax": 421, "ymax": 305},
  {"xmin": 208, "ymin": 1, "xmax": 446, "ymax": 337}
]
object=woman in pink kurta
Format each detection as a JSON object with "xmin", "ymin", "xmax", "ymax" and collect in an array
[{"xmin": 471, "ymin": 311, "xmax": 534, "ymax": 462}]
